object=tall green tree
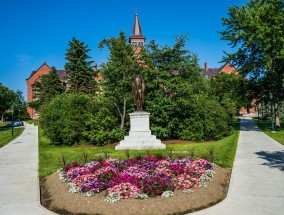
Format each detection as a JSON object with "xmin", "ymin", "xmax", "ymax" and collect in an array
[
  {"xmin": 65, "ymin": 37, "xmax": 96, "ymax": 94},
  {"xmin": 220, "ymin": 0, "xmax": 284, "ymax": 126},
  {"xmin": 14, "ymin": 90, "xmax": 28, "ymax": 120},
  {"xmin": 0, "ymin": 84, "xmax": 16, "ymax": 121},
  {"xmin": 210, "ymin": 72, "xmax": 250, "ymax": 115},
  {"xmin": 139, "ymin": 35, "xmax": 233, "ymax": 140},
  {"xmin": 30, "ymin": 66, "xmax": 65, "ymax": 111},
  {"xmin": 98, "ymin": 31, "xmax": 138, "ymax": 129}
]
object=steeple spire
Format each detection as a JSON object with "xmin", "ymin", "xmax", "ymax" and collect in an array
[{"xmin": 129, "ymin": 11, "xmax": 146, "ymax": 46}]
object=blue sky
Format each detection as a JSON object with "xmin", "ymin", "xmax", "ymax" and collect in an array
[{"xmin": 0, "ymin": 0, "xmax": 247, "ymax": 100}]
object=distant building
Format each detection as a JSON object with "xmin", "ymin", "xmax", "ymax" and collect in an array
[
  {"xmin": 129, "ymin": 11, "xmax": 146, "ymax": 54},
  {"xmin": 25, "ymin": 62, "xmax": 66, "ymax": 118},
  {"xmin": 201, "ymin": 62, "xmax": 256, "ymax": 115},
  {"xmin": 26, "ymin": 12, "xmax": 145, "ymax": 119},
  {"xmin": 201, "ymin": 62, "xmax": 239, "ymax": 78}
]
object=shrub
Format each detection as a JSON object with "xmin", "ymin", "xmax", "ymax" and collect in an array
[
  {"xmin": 40, "ymin": 93, "xmax": 95, "ymax": 145},
  {"xmin": 40, "ymin": 94, "xmax": 124, "ymax": 146},
  {"xmin": 177, "ymin": 95, "xmax": 233, "ymax": 141},
  {"xmin": 87, "ymin": 106, "xmax": 125, "ymax": 146}
]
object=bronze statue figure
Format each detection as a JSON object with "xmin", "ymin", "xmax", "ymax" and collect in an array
[{"xmin": 131, "ymin": 74, "xmax": 145, "ymax": 111}]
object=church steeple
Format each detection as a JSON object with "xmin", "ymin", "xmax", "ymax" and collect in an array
[{"xmin": 129, "ymin": 11, "xmax": 146, "ymax": 47}]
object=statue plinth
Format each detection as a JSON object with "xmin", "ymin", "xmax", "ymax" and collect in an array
[{"xmin": 115, "ymin": 112, "xmax": 166, "ymax": 150}]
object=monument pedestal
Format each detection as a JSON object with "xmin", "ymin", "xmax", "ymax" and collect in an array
[{"xmin": 115, "ymin": 112, "xmax": 166, "ymax": 150}]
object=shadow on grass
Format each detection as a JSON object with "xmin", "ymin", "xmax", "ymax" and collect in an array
[
  {"xmin": 0, "ymin": 127, "xmax": 11, "ymax": 131},
  {"xmin": 255, "ymin": 150, "xmax": 284, "ymax": 172}
]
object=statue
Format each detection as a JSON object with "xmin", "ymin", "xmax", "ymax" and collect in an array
[
  {"xmin": 131, "ymin": 74, "xmax": 145, "ymax": 111},
  {"xmin": 115, "ymin": 74, "xmax": 166, "ymax": 150}
]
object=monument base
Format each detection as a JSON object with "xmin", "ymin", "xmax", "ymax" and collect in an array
[{"xmin": 115, "ymin": 112, "xmax": 166, "ymax": 150}]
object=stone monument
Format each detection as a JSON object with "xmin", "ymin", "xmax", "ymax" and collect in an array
[{"xmin": 115, "ymin": 75, "xmax": 166, "ymax": 150}]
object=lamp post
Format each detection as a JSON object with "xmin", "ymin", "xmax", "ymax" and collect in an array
[
  {"xmin": 11, "ymin": 106, "xmax": 14, "ymax": 136},
  {"xmin": 269, "ymin": 92, "xmax": 276, "ymax": 133}
]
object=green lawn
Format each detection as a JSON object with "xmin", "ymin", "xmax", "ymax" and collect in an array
[
  {"xmin": 26, "ymin": 119, "xmax": 39, "ymax": 125},
  {"xmin": 39, "ymin": 123, "xmax": 240, "ymax": 178},
  {"xmin": 0, "ymin": 123, "xmax": 25, "ymax": 148},
  {"xmin": 254, "ymin": 118, "xmax": 284, "ymax": 145}
]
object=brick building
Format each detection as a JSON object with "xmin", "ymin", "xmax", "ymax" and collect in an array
[
  {"xmin": 25, "ymin": 62, "xmax": 66, "ymax": 118},
  {"xmin": 202, "ymin": 62, "xmax": 257, "ymax": 115},
  {"xmin": 202, "ymin": 62, "xmax": 239, "ymax": 78},
  {"xmin": 26, "ymin": 12, "xmax": 145, "ymax": 119},
  {"xmin": 26, "ymin": 12, "xmax": 255, "ymax": 118}
]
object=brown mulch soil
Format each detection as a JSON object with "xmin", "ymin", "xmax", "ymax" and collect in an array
[{"xmin": 40, "ymin": 166, "xmax": 231, "ymax": 215}]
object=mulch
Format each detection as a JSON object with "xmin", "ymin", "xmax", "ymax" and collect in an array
[{"xmin": 40, "ymin": 166, "xmax": 231, "ymax": 215}]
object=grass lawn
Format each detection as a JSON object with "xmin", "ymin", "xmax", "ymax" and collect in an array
[
  {"xmin": 26, "ymin": 119, "xmax": 39, "ymax": 125},
  {"xmin": 0, "ymin": 123, "xmax": 25, "ymax": 148},
  {"xmin": 39, "ymin": 123, "xmax": 240, "ymax": 178},
  {"xmin": 254, "ymin": 118, "xmax": 284, "ymax": 145}
]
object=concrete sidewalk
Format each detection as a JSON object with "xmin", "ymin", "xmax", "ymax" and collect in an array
[
  {"xmin": 191, "ymin": 118, "xmax": 284, "ymax": 215},
  {"xmin": 1, "ymin": 118, "xmax": 283, "ymax": 215},
  {"xmin": 0, "ymin": 123, "xmax": 56, "ymax": 215}
]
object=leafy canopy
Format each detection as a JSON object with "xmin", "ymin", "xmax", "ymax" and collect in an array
[
  {"xmin": 219, "ymin": 0, "xmax": 284, "ymax": 103},
  {"xmin": 98, "ymin": 31, "xmax": 139, "ymax": 129}
]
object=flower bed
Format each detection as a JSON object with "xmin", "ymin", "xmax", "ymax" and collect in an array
[{"xmin": 57, "ymin": 156, "xmax": 215, "ymax": 203}]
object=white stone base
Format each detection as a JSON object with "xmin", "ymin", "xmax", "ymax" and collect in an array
[{"xmin": 115, "ymin": 112, "xmax": 166, "ymax": 150}]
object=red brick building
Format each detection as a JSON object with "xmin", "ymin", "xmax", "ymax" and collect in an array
[
  {"xmin": 27, "ymin": 12, "xmax": 255, "ymax": 118},
  {"xmin": 202, "ymin": 62, "xmax": 257, "ymax": 115},
  {"xmin": 202, "ymin": 62, "xmax": 239, "ymax": 78},
  {"xmin": 26, "ymin": 62, "xmax": 66, "ymax": 118},
  {"xmin": 26, "ymin": 12, "xmax": 145, "ymax": 119}
]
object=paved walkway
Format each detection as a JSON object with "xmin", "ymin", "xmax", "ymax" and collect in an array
[
  {"xmin": 191, "ymin": 117, "xmax": 284, "ymax": 215},
  {"xmin": 0, "ymin": 123, "xmax": 56, "ymax": 215},
  {"xmin": 0, "ymin": 118, "xmax": 284, "ymax": 215}
]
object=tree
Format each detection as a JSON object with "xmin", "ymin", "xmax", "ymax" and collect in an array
[
  {"xmin": 40, "ymin": 93, "xmax": 94, "ymax": 145},
  {"xmin": 40, "ymin": 93, "xmax": 123, "ymax": 146},
  {"xmin": 139, "ymin": 35, "xmax": 233, "ymax": 140},
  {"xmin": 30, "ymin": 66, "xmax": 65, "ymax": 111},
  {"xmin": 220, "ymin": 0, "xmax": 284, "ymax": 126},
  {"xmin": 98, "ymin": 31, "xmax": 139, "ymax": 129},
  {"xmin": 210, "ymin": 72, "xmax": 250, "ymax": 115},
  {"xmin": 65, "ymin": 37, "xmax": 97, "ymax": 94},
  {"xmin": 14, "ymin": 90, "xmax": 28, "ymax": 120},
  {"xmin": 0, "ymin": 84, "xmax": 16, "ymax": 121}
]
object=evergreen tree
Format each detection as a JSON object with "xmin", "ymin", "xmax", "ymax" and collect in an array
[
  {"xmin": 64, "ymin": 37, "xmax": 96, "ymax": 94},
  {"xmin": 98, "ymin": 31, "xmax": 138, "ymax": 129}
]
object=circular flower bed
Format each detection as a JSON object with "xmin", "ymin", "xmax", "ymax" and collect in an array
[{"xmin": 57, "ymin": 156, "xmax": 215, "ymax": 203}]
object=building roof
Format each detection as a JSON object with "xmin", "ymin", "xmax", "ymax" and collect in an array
[
  {"xmin": 201, "ymin": 68, "xmax": 220, "ymax": 78},
  {"xmin": 26, "ymin": 61, "xmax": 67, "ymax": 81},
  {"xmin": 219, "ymin": 63, "xmax": 239, "ymax": 74},
  {"xmin": 56, "ymin": 70, "xmax": 66, "ymax": 80},
  {"xmin": 129, "ymin": 11, "xmax": 145, "ymax": 41},
  {"xmin": 201, "ymin": 62, "xmax": 239, "ymax": 78},
  {"xmin": 26, "ymin": 61, "xmax": 51, "ymax": 80}
]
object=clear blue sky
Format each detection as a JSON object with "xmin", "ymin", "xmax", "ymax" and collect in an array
[{"xmin": 0, "ymin": 0, "xmax": 247, "ymax": 100}]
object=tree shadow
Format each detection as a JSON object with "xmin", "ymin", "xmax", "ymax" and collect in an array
[
  {"xmin": 240, "ymin": 118, "xmax": 262, "ymax": 132},
  {"xmin": 255, "ymin": 150, "xmax": 284, "ymax": 172},
  {"xmin": 0, "ymin": 127, "xmax": 11, "ymax": 131}
]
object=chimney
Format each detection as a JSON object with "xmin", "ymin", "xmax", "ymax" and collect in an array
[{"xmin": 205, "ymin": 62, "xmax": 208, "ymax": 71}]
